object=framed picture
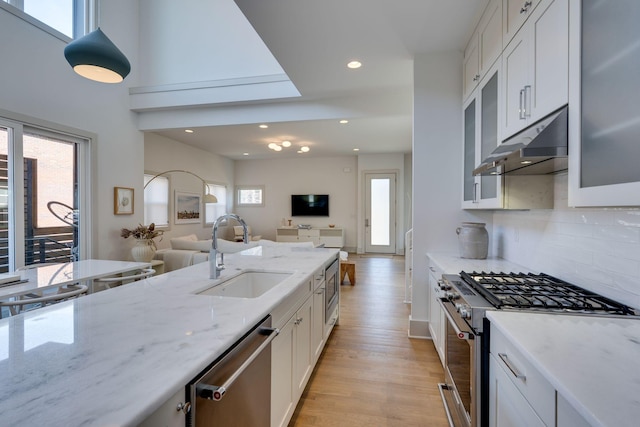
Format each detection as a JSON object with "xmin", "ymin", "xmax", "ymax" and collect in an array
[
  {"xmin": 175, "ymin": 190, "xmax": 201, "ymax": 224},
  {"xmin": 114, "ymin": 187, "xmax": 134, "ymax": 215}
]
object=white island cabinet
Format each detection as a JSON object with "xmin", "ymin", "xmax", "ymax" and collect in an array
[{"xmin": 270, "ymin": 263, "xmax": 335, "ymax": 427}]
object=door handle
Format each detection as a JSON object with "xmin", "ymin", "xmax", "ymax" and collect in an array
[{"xmin": 196, "ymin": 327, "xmax": 279, "ymax": 401}]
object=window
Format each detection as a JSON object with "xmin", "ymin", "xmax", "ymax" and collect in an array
[
  {"xmin": 236, "ymin": 186, "xmax": 265, "ymax": 207},
  {"xmin": 143, "ymin": 173, "xmax": 169, "ymax": 227},
  {"xmin": 1, "ymin": 118, "xmax": 89, "ymax": 272},
  {"xmin": 205, "ymin": 183, "xmax": 227, "ymax": 225},
  {"xmin": 1, "ymin": 0, "xmax": 89, "ymax": 39}
]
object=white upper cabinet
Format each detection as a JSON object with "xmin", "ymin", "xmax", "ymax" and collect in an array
[
  {"xmin": 502, "ymin": 0, "xmax": 568, "ymax": 140},
  {"xmin": 463, "ymin": 0, "xmax": 503, "ymax": 101},
  {"xmin": 568, "ymin": 0, "xmax": 640, "ymax": 207},
  {"xmin": 463, "ymin": 32, "xmax": 480, "ymax": 101},
  {"xmin": 502, "ymin": 0, "xmax": 542, "ymax": 47}
]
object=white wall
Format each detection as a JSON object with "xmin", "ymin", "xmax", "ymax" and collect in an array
[
  {"xmin": 494, "ymin": 173, "xmax": 640, "ymax": 309},
  {"xmin": 234, "ymin": 156, "xmax": 358, "ymax": 250},
  {"xmin": 412, "ymin": 51, "xmax": 492, "ymax": 336},
  {"xmin": 143, "ymin": 133, "xmax": 235, "ymax": 249},
  {"xmin": 0, "ymin": 1, "xmax": 142, "ymax": 261},
  {"xmin": 356, "ymin": 153, "xmax": 407, "ymax": 254},
  {"xmin": 137, "ymin": 0, "xmax": 284, "ymax": 86}
]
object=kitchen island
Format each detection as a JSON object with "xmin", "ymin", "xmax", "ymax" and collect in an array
[{"xmin": 0, "ymin": 245, "xmax": 338, "ymax": 426}]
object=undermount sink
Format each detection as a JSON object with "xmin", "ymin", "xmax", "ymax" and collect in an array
[{"xmin": 197, "ymin": 271, "xmax": 292, "ymax": 298}]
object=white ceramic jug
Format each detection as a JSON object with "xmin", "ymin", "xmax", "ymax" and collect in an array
[{"xmin": 456, "ymin": 222, "xmax": 488, "ymax": 259}]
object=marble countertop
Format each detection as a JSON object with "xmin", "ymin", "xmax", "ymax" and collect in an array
[
  {"xmin": 0, "ymin": 246, "xmax": 338, "ymax": 426},
  {"xmin": 427, "ymin": 252, "xmax": 536, "ymax": 274},
  {"xmin": 0, "ymin": 260, "xmax": 152, "ymax": 299},
  {"xmin": 487, "ymin": 311, "xmax": 640, "ymax": 427}
]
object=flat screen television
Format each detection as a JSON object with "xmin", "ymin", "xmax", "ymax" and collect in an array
[{"xmin": 291, "ymin": 194, "xmax": 329, "ymax": 216}]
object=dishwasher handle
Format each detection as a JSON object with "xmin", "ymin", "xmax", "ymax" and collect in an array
[{"xmin": 196, "ymin": 326, "xmax": 279, "ymax": 401}]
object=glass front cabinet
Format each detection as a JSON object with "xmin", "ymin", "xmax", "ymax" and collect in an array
[
  {"xmin": 568, "ymin": 0, "xmax": 640, "ymax": 207},
  {"xmin": 462, "ymin": 61, "xmax": 502, "ymax": 209}
]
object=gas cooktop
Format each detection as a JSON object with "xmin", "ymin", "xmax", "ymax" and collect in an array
[{"xmin": 459, "ymin": 271, "xmax": 637, "ymax": 316}]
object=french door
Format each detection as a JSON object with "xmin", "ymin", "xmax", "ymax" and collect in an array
[
  {"xmin": 0, "ymin": 117, "xmax": 89, "ymax": 272},
  {"xmin": 364, "ymin": 172, "xmax": 396, "ymax": 254}
]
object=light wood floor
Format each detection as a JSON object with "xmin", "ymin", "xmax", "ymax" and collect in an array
[{"xmin": 289, "ymin": 255, "xmax": 449, "ymax": 427}]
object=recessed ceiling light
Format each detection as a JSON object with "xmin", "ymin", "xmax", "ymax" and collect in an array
[
  {"xmin": 300, "ymin": 146, "xmax": 310, "ymax": 153},
  {"xmin": 274, "ymin": 145, "xmax": 283, "ymax": 152},
  {"xmin": 184, "ymin": 129, "xmax": 194, "ymax": 133},
  {"xmin": 243, "ymin": 152, "xmax": 249, "ymax": 156},
  {"xmin": 297, "ymin": 150, "xmax": 303, "ymax": 154},
  {"xmin": 339, "ymin": 120, "xmax": 349, "ymax": 124},
  {"xmin": 268, "ymin": 143, "xmax": 278, "ymax": 150},
  {"xmin": 353, "ymin": 148, "xmax": 360, "ymax": 151},
  {"xmin": 347, "ymin": 60, "xmax": 362, "ymax": 69},
  {"xmin": 281, "ymin": 140, "xmax": 292, "ymax": 147},
  {"xmin": 259, "ymin": 124, "xmax": 268, "ymax": 129},
  {"xmin": 521, "ymin": 160, "xmax": 533, "ymax": 164}
]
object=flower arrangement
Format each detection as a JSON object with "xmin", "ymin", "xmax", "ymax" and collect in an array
[{"xmin": 121, "ymin": 223, "xmax": 163, "ymax": 247}]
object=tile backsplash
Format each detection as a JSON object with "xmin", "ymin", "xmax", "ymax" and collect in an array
[{"xmin": 493, "ymin": 173, "xmax": 640, "ymax": 309}]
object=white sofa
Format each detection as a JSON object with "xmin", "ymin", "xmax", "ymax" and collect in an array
[{"xmin": 154, "ymin": 234, "xmax": 315, "ymax": 272}]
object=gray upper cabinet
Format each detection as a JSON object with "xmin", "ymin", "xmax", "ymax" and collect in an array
[{"xmin": 568, "ymin": 0, "xmax": 640, "ymax": 207}]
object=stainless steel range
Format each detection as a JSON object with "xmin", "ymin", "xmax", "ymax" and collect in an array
[{"xmin": 437, "ymin": 271, "xmax": 638, "ymax": 427}]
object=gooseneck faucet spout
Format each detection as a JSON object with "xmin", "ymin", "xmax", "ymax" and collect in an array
[{"xmin": 210, "ymin": 214, "xmax": 249, "ymax": 279}]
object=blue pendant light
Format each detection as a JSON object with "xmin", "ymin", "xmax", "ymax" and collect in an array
[{"xmin": 64, "ymin": 27, "xmax": 131, "ymax": 83}]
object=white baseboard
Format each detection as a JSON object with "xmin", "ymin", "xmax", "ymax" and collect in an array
[{"xmin": 408, "ymin": 316, "xmax": 430, "ymax": 339}]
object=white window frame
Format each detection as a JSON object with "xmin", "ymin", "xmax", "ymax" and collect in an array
[
  {"xmin": 236, "ymin": 185, "xmax": 265, "ymax": 207},
  {"xmin": 143, "ymin": 173, "xmax": 170, "ymax": 228},
  {"xmin": 204, "ymin": 182, "xmax": 227, "ymax": 226},
  {"xmin": 0, "ymin": 0, "xmax": 92, "ymax": 41},
  {"xmin": 0, "ymin": 115, "xmax": 92, "ymax": 270}
]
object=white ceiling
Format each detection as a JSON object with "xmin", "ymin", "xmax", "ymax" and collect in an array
[{"xmin": 147, "ymin": 0, "xmax": 487, "ymax": 160}]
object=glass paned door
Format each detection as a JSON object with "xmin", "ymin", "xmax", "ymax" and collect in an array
[
  {"xmin": 0, "ymin": 119, "xmax": 84, "ymax": 273},
  {"xmin": 23, "ymin": 131, "xmax": 78, "ymax": 265},
  {"xmin": 365, "ymin": 172, "xmax": 396, "ymax": 254},
  {"xmin": 0, "ymin": 127, "xmax": 11, "ymax": 271}
]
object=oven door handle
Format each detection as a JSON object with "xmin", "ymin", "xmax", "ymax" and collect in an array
[{"xmin": 438, "ymin": 298, "xmax": 473, "ymax": 340}]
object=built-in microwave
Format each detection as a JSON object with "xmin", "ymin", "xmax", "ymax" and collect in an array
[{"xmin": 324, "ymin": 259, "xmax": 339, "ymax": 322}]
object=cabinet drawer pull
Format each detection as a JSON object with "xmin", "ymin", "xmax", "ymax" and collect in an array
[
  {"xmin": 498, "ymin": 353, "xmax": 526, "ymax": 381},
  {"xmin": 524, "ymin": 85, "xmax": 532, "ymax": 118}
]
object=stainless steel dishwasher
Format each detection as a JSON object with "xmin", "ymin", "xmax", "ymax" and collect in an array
[{"xmin": 187, "ymin": 316, "xmax": 278, "ymax": 426}]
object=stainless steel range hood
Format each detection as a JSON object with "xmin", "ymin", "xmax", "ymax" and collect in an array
[{"xmin": 473, "ymin": 105, "xmax": 568, "ymax": 176}]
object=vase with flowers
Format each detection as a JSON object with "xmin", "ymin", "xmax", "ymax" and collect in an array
[{"xmin": 121, "ymin": 223, "xmax": 163, "ymax": 262}]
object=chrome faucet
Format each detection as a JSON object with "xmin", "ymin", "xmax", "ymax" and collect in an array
[{"xmin": 210, "ymin": 213, "xmax": 249, "ymax": 279}]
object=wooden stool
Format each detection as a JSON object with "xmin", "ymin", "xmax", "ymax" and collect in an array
[{"xmin": 340, "ymin": 261, "xmax": 356, "ymax": 286}]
